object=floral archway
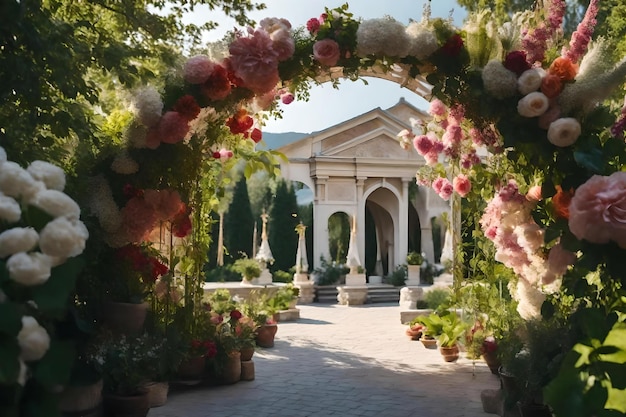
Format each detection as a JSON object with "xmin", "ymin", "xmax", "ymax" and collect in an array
[{"xmin": 2, "ymin": 0, "xmax": 626, "ymax": 415}]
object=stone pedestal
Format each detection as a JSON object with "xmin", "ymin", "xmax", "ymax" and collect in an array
[
  {"xmin": 336, "ymin": 286, "xmax": 368, "ymax": 305},
  {"xmin": 241, "ymin": 360, "xmax": 255, "ymax": 381},
  {"xmin": 345, "ymin": 273, "xmax": 366, "ymax": 286},
  {"xmin": 399, "ymin": 286, "xmax": 424, "ymax": 310},
  {"xmin": 406, "ymin": 265, "xmax": 421, "ymax": 286},
  {"xmin": 273, "ymin": 308, "xmax": 300, "ymax": 321},
  {"xmin": 293, "ymin": 274, "xmax": 315, "ymax": 304},
  {"xmin": 252, "ymin": 268, "xmax": 272, "ymax": 285}
]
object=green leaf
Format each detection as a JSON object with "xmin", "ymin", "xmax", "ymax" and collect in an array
[
  {"xmin": 31, "ymin": 257, "xmax": 85, "ymax": 316},
  {"xmin": 21, "ymin": 205, "xmax": 54, "ymax": 232},
  {"xmin": 0, "ymin": 304, "xmax": 22, "ymax": 335},
  {"xmin": 32, "ymin": 340, "xmax": 76, "ymax": 387},
  {"xmin": 574, "ymin": 149, "xmax": 605, "ymax": 174}
]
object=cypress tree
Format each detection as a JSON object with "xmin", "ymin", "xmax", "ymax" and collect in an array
[
  {"xmin": 269, "ymin": 180, "xmax": 299, "ymax": 272},
  {"xmin": 224, "ymin": 177, "xmax": 254, "ymax": 262}
]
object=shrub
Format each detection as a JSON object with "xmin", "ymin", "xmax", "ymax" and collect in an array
[
  {"xmin": 313, "ymin": 256, "xmax": 348, "ymax": 285},
  {"xmin": 205, "ymin": 265, "xmax": 241, "ymax": 282},
  {"xmin": 273, "ymin": 269, "xmax": 294, "ymax": 283},
  {"xmin": 424, "ymin": 288, "xmax": 451, "ymax": 310},
  {"xmin": 386, "ymin": 264, "xmax": 407, "ymax": 287}
]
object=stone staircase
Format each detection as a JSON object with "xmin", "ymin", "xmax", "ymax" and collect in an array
[{"xmin": 315, "ymin": 285, "xmax": 401, "ymax": 304}]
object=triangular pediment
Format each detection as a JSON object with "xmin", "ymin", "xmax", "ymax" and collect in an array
[{"xmin": 331, "ymin": 132, "xmax": 414, "ymax": 159}]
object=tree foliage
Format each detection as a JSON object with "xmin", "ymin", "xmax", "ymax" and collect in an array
[
  {"xmin": 0, "ymin": 0, "xmax": 265, "ymax": 166},
  {"xmin": 224, "ymin": 176, "xmax": 254, "ymax": 261},
  {"xmin": 268, "ymin": 179, "xmax": 299, "ymax": 272}
]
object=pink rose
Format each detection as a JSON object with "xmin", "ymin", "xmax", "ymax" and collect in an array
[
  {"xmin": 453, "ymin": 174, "xmax": 471, "ymax": 197},
  {"xmin": 439, "ymin": 180, "xmax": 454, "ymax": 201},
  {"xmin": 432, "ymin": 177, "xmax": 446, "ymax": 194},
  {"xmin": 281, "ymin": 92, "xmax": 295, "ymax": 104},
  {"xmin": 413, "ymin": 134, "xmax": 433, "ymax": 155},
  {"xmin": 428, "ymin": 99, "xmax": 446, "ymax": 117},
  {"xmin": 313, "ymin": 39, "xmax": 341, "ymax": 67},
  {"xmin": 229, "ymin": 29, "xmax": 280, "ymax": 94},
  {"xmin": 306, "ymin": 18, "xmax": 321, "ymax": 34},
  {"xmin": 569, "ymin": 172, "xmax": 626, "ymax": 248}
]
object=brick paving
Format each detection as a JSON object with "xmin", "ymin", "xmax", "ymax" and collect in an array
[{"xmin": 149, "ymin": 304, "xmax": 499, "ymax": 417}]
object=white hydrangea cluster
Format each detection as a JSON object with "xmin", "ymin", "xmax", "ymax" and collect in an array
[
  {"xmin": 481, "ymin": 60, "xmax": 518, "ymax": 99},
  {"xmin": 356, "ymin": 17, "xmax": 410, "ymax": 58},
  {"xmin": 0, "ymin": 146, "xmax": 89, "ymax": 288},
  {"xmin": 405, "ymin": 22, "xmax": 439, "ymax": 60},
  {"xmin": 129, "ymin": 86, "xmax": 163, "ymax": 128},
  {"xmin": 87, "ymin": 175, "xmax": 122, "ymax": 234}
]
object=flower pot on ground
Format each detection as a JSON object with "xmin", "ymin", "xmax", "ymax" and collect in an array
[
  {"xmin": 420, "ymin": 335, "xmax": 438, "ymax": 349},
  {"xmin": 255, "ymin": 322, "xmax": 278, "ymax": 348},
  {"xmin": 176, "ymin": 355, "xmax": 206, "ymax": 381},
  {"xmin": 103, "ymin": 390, "xmax": 150, "ymax": 417},
  {"xmin": 219, "ymin": 351, "xmax": 242, "ymax": 384},
  {"xmin": 437, "ymin": 311, "xmax": 467, "ymax": 363},
  {"xmin": 144, "ymin": 381, "xmax": 169, "ymax": 408},
  {"xmin": 240, "ymin": 346, "xmax": 255, "ymax": 361},
  {"xmin": 405, "ymin": 322, "xmax": 424, "ymax": 340},
  {"xmin": 439, "ymin": 345, "xmax": 460, "ymax": 362},
  {"xmin": 103, "ymin": 301, "xmax": 149, "ymax": 335},
  {"xmin": 58, "ymin": 379, "xmax": 103, "ymax": 416}
]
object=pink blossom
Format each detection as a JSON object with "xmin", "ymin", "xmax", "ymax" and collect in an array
[
  {"xmin": 432, "ymin": 177, "xmax": 446, "ymax": 194},
  {"xmin": 219, "ymin": 148, "xmax": 234, "ymax": 159},
  {"xmin": 313, "ymin": 39, "xmax": 341, "ymax": 67},
  {"xmin": 424, "ymin": 150, "xmax": 439, "ymax": 166},
  {"xmin": 121, "ymin": 198, "xmax": 158, "ymax": 243},
  {"xmin": 453, "ymin": 174, "xmax": 471, "ymax": 197},
  {"xmin": 562, "ymin": 0, "xmax": 598, "ymax": 63},
  {"xmin": 270, "ymin": 28, "xmax": 295, "ymax": 61},
  {"xmin": 229, "ymin": 29, "xmax": 280, "ymax": 94},
  {"xmin": 526, "ymin": 185, "xmax": 542, "ymax": 202},
  {"xmin": 428, "ymin": 99, "xmax": 446, "ymax": 117},
  {"xmin": 431, "ymin": 139, "xmax": 444, "ymax": 154},
  {"xmin": 184, "ymin": 55, "xmax": 215, "ymax": 84},
  {"xmin": 485, "ymin": 226, "xmax": 497, "ymax": 240},
  {"xmin": 448, "ymin": 104, "xmax": 465, "ymax": 123},
  {"xmin": 158, "ymin": 111, "xmax": 190, "ymax": 145},
  {"xmin": 439, "ymin": 180, "xmax": 453, "ymax": 201},
  {"xmin": 569, "ymin": 172, "xmax": 626, "ymax": 248},
  {"xmin": 547, "ymin": 243, "xmax": 576, "ymax": 276},
  {"xmin": 306, "ymin": 18, "xmax": 321, "ymax": 34},
  {"xmin": 442, "ymin": 124, "xmax": 463, "ymax": 146},
  {"xmin": 413, "ymin": 134, "xmax": 433, "ymax": 155},
  {"xmin": 144, "ymin": 189, "xmax": 184, "ymax": 221},
  {"xmin": 281, "ymin": 92, "xmax": 295, "ymax": 104}
]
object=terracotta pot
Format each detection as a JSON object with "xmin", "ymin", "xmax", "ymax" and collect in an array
[
  {"xmin": 220, "ymin": 351, "xmax": 241, "ymax": 385},
  {"xmin": 517, "ymin": 401, "xmax": 552, "ymax": 417},
  {"xmin": 103, "ymin": 301, "xmax": 148, "ymax": 335},
  {"xmin": 240, "ymin": 346, "xmax": 255, "ymax": 362},
  {"xmin": 440, "ymin": 345, "xmax": 459, "ymax": 362},
  {"xmin": 420, "ymin": 336, "xmax": 438, "ymax": 349},
  {"xmin": 405, "ymin": 327, "xmax": 422, "ymax": 340},
  {"xmin": 482, "ymin": 350, "xmax": 501, "ymax": 375},
  {"xmin": 255, "ymin": 324, "xmax": 278, "ymax": 348},
  {"xmin": 58, "ymin": 379, "xmax": 103, "ymax": 414},
  {"xmin": 145, "ymin": 381, "xmax": 169, "ymax": 408},
  {"xmin": 177, "ymin": 356, "xmax": 205, "ymax": 381},
  {"xmin": 102, "ymin": 391, "xmax": 149, "ymax": 417}
]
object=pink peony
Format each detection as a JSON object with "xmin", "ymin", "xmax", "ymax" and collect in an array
[
  {"xmin": 428, "ymin": 99, "xmax": 446, "ymax": 117},
  {"xmin": 569, "ymin": 172, "xmax": 626, "ymax": 248},
  {"xmin": 184, "ymin": 55, "xmax": 215, "ymax": 84},
  {"xmin": 432, "ymin": 177, "xmax": 446, "ymax": 194},
  {"xmin": 424, "ymin": 150, "xmax": 439, "ymax": 165},
  {"xmin": 270, "ymin": 28, "xmax": 295, "ymax": 61},
  {"xmin": 453, "ymin": 174, "xmax": 471, "ymax": 197},
  {"xmin": 313, "ymin": 39, "xmax": 341, "ymax": 67},
  {"xmin": 202, "ymin": 64, "xmax": 232, "ymax": 101},
  {"xmin": 442, "ymin": 124, "xmax": 463, "ymax": 146},
  {"xmin": 439, "ymin": 180, "xmax": 454, "ymax": 201},
  {"xmin": 547, "ymin": 243, "xmax": 576, "ymax": 276},
  {"xmin": 158, "ymin": 111, "xmax": 189, "ymax": 145},
  {"xmin": 229, "ymin": 29, "xmax": 280, "ymax": 94},
  {"xmin": 413, "ymin": 134, "xmax": 433, "ymax": 155}
]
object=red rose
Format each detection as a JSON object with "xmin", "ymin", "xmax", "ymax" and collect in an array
[
  {"xmin": 230, "ymin": 310, "xmax": 243, "ymax": 320},
  {"xmin": 439, "ymin": 34, "xmax": 464, "ymax": 57},
  {"xmin": 226, "ymin": 109, "xmax": 254, "ymax": 135},
  {"xmin": 172, "ymin": 95, "xmax": 201, "ymax": 121},
  {"xmin": 306, "ymin": 18, "xmax": 321, "ymax": 34},
  {"xmin": 503, "ymin": 50, "xmax": 531, "ymax": 76},
  {"xmin": 202, "ymin": 64, "xmax": 232, "ymax": 101},
  {"xmin": 250, "ymin": 128, "xmax": 262, "ymax": 143}
]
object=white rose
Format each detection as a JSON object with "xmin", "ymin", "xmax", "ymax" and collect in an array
[
  {"xmin": 30, "ymin": 189, "xmax": 81, "ymax": 220},
  {"xmin": 0, "ymin": 161, "xmax": 41, "ymax": 200},
  {"xmin": 0, "ymin": 193, "xmax": 21, "ymax": 223},
  {"xmin": 517, "ymin": 68, "xmax": 545, "ymax": 95},
  {"xmin": 517, "ymin": 92, "xmax": 549, "ymax": 117},
  {"xmin": 39, "ymin": 217, "xmax": 89, "ymax": 258},
  {"xmin": 7, "ymin": 252, "xmax": 53, "ymax": 286},
  {"xmin": 547, "ymin": 118, "xmax": 581, "ymax": 147},
  {"xmin": 27, "ymin": 160, "xmax": 66, "ymax": 191},
  {"xmin": 0, "ymin": 227, "xmax": 39, "ymax": 258},
  {"xmin": 0, "ymin": 146, "xmax": 6, "ymax": 163},
  {"xmin": 18, "ymin": 316, "xmax": 50, "ymax": 362}
]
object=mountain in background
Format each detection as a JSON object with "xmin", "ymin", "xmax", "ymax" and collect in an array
[{"xmin": 258, "ymin": 131, "xmax": 308, "ymax": 150}]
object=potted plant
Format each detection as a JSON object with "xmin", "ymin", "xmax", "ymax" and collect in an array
[
  {"xmin": 90, "ymin": 333, "xmax": 163, "ymax": 417},
  {"xmin": 405, "ymin": 318, "xmax": 424, "ymax": 341},
  {"xmin": 406, "ymin": 251, "xmax": 424, "ymax": 284},
  {"xmin": 413, "ymin": 313, "xmax": 445, "ymax": 349},
  {"xmin": 437, "ymin": 312, "xmax": 467, "ymax": 362},
  {"xmin": 232, "ymin": 256, "xmax": 262, "ymax": 283}
]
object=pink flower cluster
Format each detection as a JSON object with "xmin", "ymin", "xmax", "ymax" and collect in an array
[
  {"xmin": 562, "ymin": 0, "xmax": 599, "ymax": 64},
  {"xmin": 521, "ymin": 0, "xmax": 566, "ymax": 65},
  {"xmin": 480, "ymin": 180, "xmax": 576, "ymax": 318},
  {"xmin": 120, "ymin": 188, "xmax": 192, "ymax": 243},
  {"xmin": 228, "ymin": 19, "xmax": 294, "ymax": 95}
]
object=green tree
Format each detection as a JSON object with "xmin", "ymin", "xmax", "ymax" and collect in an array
[
  {"xmin": 268, "ymin": 179, "xmax": 299, "ymax": 272},
  {"xmin": 224, "ymin": 176, "xmax": 254, "ymax": 261},
  {"xmin": 0, "ymin": 0, "xmax": 264, "ymax": 166}
]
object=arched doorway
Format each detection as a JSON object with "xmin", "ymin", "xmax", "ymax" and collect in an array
[
  {"xmin": 327, "ymin": 211, "xmax": 350, "ymax": 264},
  {"xmin": 365, "ymin": 189, "xmax": 397, "ymax": 276}
]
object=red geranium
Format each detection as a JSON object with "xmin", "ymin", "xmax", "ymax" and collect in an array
[{"xmin": 226, "ymin": 109, "xmax": 254, "ymax": 135}]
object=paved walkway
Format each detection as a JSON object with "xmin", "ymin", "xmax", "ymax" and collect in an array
[{"xmin": 149, "ymin": 304, "xmax": 499, "ymax": 417}]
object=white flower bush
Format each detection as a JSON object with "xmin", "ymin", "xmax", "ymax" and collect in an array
[{"xmin": 0, "ymin": 145, "xmax": 88, "ymax": 388}]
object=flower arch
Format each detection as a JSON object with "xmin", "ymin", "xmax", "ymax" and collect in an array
[{"xmin": 80, "ymin": 1, "xmax": 626, "ymax": 414}]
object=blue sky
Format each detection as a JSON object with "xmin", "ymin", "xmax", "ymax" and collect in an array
[{"xmin": 193, "ymin": 0, "xmax": 466, "ymax": 133}]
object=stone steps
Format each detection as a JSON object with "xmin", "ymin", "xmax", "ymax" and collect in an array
[{"xmin": 315, "ymin": 285, "xmax": 401, "ymax": 304}]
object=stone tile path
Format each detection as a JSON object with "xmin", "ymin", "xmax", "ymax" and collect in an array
[{"xmin": 149, "ymin": 304, "xmax": 499, "ymax": 417}]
